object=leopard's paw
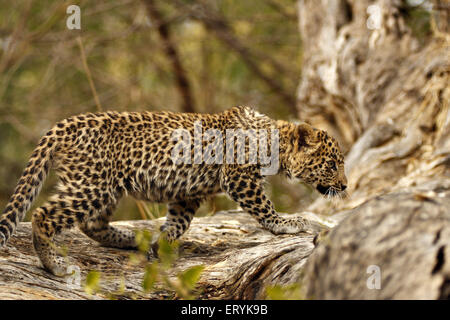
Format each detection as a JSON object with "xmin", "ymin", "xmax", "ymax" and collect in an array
[
  {"xmin": 42, "ymin": 256, "xmax": 72, "ymax": 277},
  {"xmin": 269, "ymin": 216, "xmax": 311, "ymax": 234}
]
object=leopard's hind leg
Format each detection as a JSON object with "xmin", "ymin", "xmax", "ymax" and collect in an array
[
  {"xmin": 79, "ymin": 192, "xmax": 137, "ymax": 249},
  {"xmin": 80, "ymin": 217, "xmax": 137, "ymax": 249},
  {"xmin": 32, "ymin": 196, "xmax": 79, "ymax": 276}
]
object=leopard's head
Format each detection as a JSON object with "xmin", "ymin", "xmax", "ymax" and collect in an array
[{"xmin": 281, "ymin": 122, "xmax": 347, "ymax": 197}]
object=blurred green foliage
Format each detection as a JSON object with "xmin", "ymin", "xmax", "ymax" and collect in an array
[
  {"xmin": 135, "ymin": 229, "xmax": 204, "ymax": 299},
  {"xmin": 266, "ymin": 283, "xmax": 304, "ymax": 300},
  {"xmin": 85, "ymin": 270, "xmax": 102, "ymax": 295},
  {"xmin": 0, "ymin": 0, "xmax": 314, "ymax": 221},
  {"xmin": 80, "ymin": 230, "xmax": 204, "ymax": 299},
  {"xmin": 401, "ymin": 0, "xmax": 432, "ymax": 44}
]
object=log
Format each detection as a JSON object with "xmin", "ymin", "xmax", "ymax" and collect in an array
[
  {"xmin": 0, "ymin": 210, "xmax": 331, "ymax": 300},
  {"xmin": 303, "ymin": 191, "xmax": 450, "ymax": 299}
]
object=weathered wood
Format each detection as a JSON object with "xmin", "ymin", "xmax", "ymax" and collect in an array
[
  {"xmin": 0, "ymin": 210, "xmax": 330, "ymax": 300},
  {"xmin": 303, "ymin": 191, "xmax": 450, "ymax": 299},
  {"xmin": 296, "ymin": 0, "xmax": 450, "ymax": 299}
]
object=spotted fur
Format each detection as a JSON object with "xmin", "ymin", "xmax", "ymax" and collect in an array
[{"xmin": 0, "ymin": 106, "xmax": 346, "ymax": 275}]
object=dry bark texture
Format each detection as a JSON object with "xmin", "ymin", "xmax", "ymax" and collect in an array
[
  {"xmin": 0, "ymin": 210, "xmax": 329, "ymax": 300},
  {"xmin": 297, "ymin": 0, "xmax": 450, "ymax": 299}
]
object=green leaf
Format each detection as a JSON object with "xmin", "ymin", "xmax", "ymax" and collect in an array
[
  {"xmin": 178, "ymin": 265, "xmax": 204, "ymax": 291},
  {"xmin": 135, "ymin": 229, "xmax": 152, "ymax": 253},
  {"xmin": 85, "ymin": 271, "xmax": 101, "ymax": 295},
  {"xmin": 143, "ymin": 262, "xmax": 159, "ymax": 292},
  {"xmin": 266, "ymin": 283, "xmax": 304, "ymax": 300},
  {"xmin": 266, "ymin": 285, "xmax": 286, "ymax": 300},
  {"xmin": 157, "ymin": 236, "xmax": 179, "ymax": 267}
]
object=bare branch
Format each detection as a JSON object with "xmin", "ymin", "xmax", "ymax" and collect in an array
[
  {"xmin": 143, "ymin": 0, "xmax": 196, "ymax": 113},
  {"xmin": 174, "ymin": 0, "xmax": 298, "ymax": 114},
  {"xmin": 77, "ymin": 37, "xmax": 102, "ymax": 112}
]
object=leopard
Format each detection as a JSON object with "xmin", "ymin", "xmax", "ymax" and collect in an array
[{"xmin": 0, "ymin": 106, "xmax": 347, "ymax": 276}]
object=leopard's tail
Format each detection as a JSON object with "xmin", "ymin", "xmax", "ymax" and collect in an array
[{"xmin": 0, "ymin": 134, "xmax": 57, "ymax": 246}]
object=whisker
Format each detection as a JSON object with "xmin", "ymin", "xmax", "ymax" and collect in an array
[
  {"xmin": 341, "ymin": 190, "xmax": 349, "ymax": 199},
  {"xmin": 323, "ymin": 186, "xmax": 350, "ymax": 202},
  {"xmin": 333, "ymin": 190, "xmax": 340, "ymax": 204}
]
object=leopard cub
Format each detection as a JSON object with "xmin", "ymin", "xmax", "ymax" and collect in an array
[{"xmin": 0, "ymin": 106, "xmax": 346, "ymax": 276}]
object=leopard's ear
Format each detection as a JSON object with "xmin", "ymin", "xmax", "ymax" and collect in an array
[{"xmin": 296, "ymin": 123, "xmax": 319, "ymax": 148}]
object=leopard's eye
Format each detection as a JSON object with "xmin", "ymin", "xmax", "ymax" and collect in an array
[{"xmin": 328, "ymin": 160, "xmax": 337, "ymax": 171}]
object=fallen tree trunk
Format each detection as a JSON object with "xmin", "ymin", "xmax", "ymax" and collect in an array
[
  {"xmin": 303, "ymin": 191, "xmax": 450, "ymax": 299},
  {"xmin": 0, "ymin": 210, "xmax": 330, "ymax": 300}
]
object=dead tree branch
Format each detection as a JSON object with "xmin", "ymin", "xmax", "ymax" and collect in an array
[{"xmin": 143, "ymin": 0, "xmax": 196, "ymax": 113}]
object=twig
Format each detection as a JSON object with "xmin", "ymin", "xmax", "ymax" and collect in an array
[
  {"xmin": 175, "ymin": 0, "xmax": 298, "ymax": 114},
  {"xmin": 136, "ymin": 200, "xmax": 150, "ymax": 220},
  {"xmin": 76, "ymin": 36, "xmax": 102, "ymax": 112},
  {"xmin": 143, "ymin": 0, "xmax": 196, "ymax": 113}
]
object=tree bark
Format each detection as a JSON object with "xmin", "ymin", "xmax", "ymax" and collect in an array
[
  {"xmin": 303, "ymin": 192, "xmax": 450, "ymax": 299},
  {"xmin": 297, "ymin": 0, "xmax": 450, "ymax": 299},
  {"xmin": 0, "ymin": 210, "xmax": 329, "ymax": 300}
]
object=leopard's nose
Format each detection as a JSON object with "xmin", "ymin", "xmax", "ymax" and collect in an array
[{"xmin": 341, "ymin": 184, "xmax": 347, "ymax": 191}]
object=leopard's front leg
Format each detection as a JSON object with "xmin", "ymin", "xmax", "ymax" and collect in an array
[{"xmin": 221, "ymin": 166, "xmax": 309, "ymax": 234}]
